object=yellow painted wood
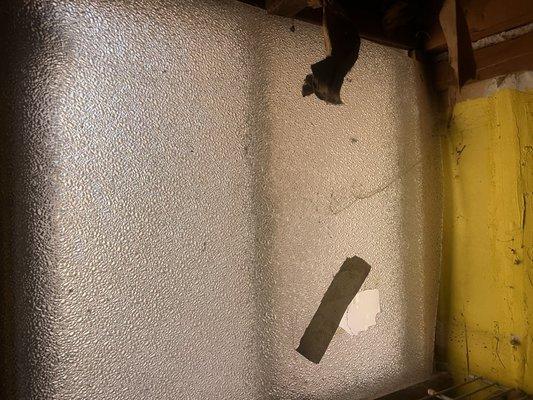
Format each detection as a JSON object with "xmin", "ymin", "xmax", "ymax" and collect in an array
[{"xmin": 438, "ymin": 89, "xmax": 533, "ymax": 391}]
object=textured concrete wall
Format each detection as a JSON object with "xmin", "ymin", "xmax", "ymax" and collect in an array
[{"xmin": 2, "ymin": 0, "xmax": 442, "ymax": 399}]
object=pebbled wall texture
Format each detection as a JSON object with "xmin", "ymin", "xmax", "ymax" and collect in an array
[{"xmin": 0, "ymin": 0, "xmax": 442, "ymax": 399}]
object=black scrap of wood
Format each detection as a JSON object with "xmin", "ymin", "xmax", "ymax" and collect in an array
[{"xmin": 296, "ymin": 255, "xmax": 371, "ymax": 364}]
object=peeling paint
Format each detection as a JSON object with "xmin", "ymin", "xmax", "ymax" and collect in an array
[
  {"xmin": 338, "ymin": 289, "xmax": 381, "ymax": 336},
  {"xmin": 438, "ymin": 87, "xmax": 533, "ymax": 392}
]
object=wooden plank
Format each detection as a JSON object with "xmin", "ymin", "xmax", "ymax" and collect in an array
[
  {"xmin": 296, "ymin": 256, "xmax": 371, "ymax": 363},
  {"xmin": 374, "ymin": 373, "xmax": 453, "ymax": 400},
  {"xmin": 243, "ymin": 0, "xmax": 533, "ymax": 52},
  {"xmin": 238, "ymin": 0, "xmax": 265, "ymax": 7},
  {"xmin": 240, "ymin": 1, "xmax": 417, "ymax": 49},
  {"xmin": 439, "ymin": 0, "xmax": 477, "ymax": 87},
  {"xmin": 425, "ymin": 0, "xmax": 533, "ymax": 52},
  {"xmin": 346, "ymin": 7, "xmax": 417, "ymax": 49},
  {"xmin": 475, "ymin": 30, "xmax": 533, "ymax": 80},
  {"xmin": 433, "ymin": 30, "xmax": 533, "ymax": 90},
  {"xmin": 266, "ymin": 0, "xmax": 308, "ymax": 17},
  {"xmin": 294, "ymin": 6, "xmax": 417, "ymax": 49}
]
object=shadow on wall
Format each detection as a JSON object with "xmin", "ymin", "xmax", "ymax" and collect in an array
[
  {"xmin": 396, "ymin": 57, "xmax": 444, "ymax": 394},
  {"xmin": 0, "ymin": 9, "xmax": 16, "ymax": 396},
  {"xmin": 1, "ymin": 3, "xmax": 64, "ymax": 399},
  {"xmin": 243, "ymin": 13, "xmax": 278, "ymax": 399}
]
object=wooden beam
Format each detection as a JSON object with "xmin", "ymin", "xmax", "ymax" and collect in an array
[
  {"xmin": 292, "ymin": 7, "xmax": 322, "ymax": 26},
  {"xmin": 238, "ymin": 0, "xmax": 266, "ymax": 7},
  {"xmin": 438, "ymin": 0, "xmax": 477, "ymax": 87},
  {"xmin": 266, "ymin": 0, "xmax": 308, "ymax": 17},
  {"xmin": 294, "ymin": 7, "xmax": 417, "ymax": 49},
  {"xmin": 425, "ymin": 0, "xmax": 533, "ymax": 52},
  {"xmin": 242, "ymin": 0, "xmax": 533, "ymax": 53},
  {"xmin": 433, "ymin": 30, "xmax": 533, "ymax": 90},
  {"xmin": 348, "ymin": 8, "xmax": 418, "ymax": 49},
  {"xmin": 240, "ymin": 1, "xmax": 417, "ymax": 49},
  {"xmin": 476, "ymin": 31, "xmax": 533, "ymax": 80},
  {"xmin": 374, "ymin": 373, "xmax": 453, "ymax": 400}
]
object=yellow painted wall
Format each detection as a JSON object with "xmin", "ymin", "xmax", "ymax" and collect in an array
[{"xmin": 438, "ymin": 88, "xmax": 533, "ymax": 391}]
